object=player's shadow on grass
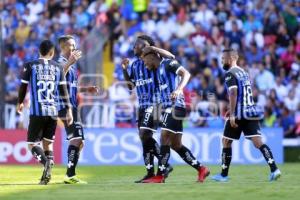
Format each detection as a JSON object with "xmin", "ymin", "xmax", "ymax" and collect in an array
[{"xmin": 0, "ymin": 182, "xmax": 65, "ymax": 186}]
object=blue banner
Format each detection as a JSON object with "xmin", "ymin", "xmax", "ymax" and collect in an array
[{"xmin": 61, "ymin": 128, "xmax": 283, "ymax": 165}]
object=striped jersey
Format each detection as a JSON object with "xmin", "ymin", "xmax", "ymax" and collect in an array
[
  {"xmin": 154, "ymin": 59, "xmax": 185, "ymax": 108},
  {"xmin": 57, "ymin": 55, "xmax": 78, "ymax": 110},
  {"xmin": 20, "ymin": 58, "xmax": 66, "ymax": 116},
  {"xmin": 128, "ymin": 57, "xmax": 157, "ymax": 108},
  {"xmin": 225, "ymin": 66, "xmax": 263, "ymax": 119}
]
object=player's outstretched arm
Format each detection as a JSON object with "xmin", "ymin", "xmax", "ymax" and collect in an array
[
  {"xmin": 171, "ymin": 67, "xmax": 191, "ymax": 100},
  {"xmin": 121, "ymin": 58, "xmax": 135, "ymax": 90},
  {"xmin": 79, "ymin": 86, "xmax": 101, "ymax": 94},
  {"xmin": 143, "ymin": 46, "xmax": 175, "ymax": 59}
]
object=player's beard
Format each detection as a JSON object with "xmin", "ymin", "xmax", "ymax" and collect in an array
[{"xmin": 222, "ymin": 63, "xmax": 231, "ymax": 71}]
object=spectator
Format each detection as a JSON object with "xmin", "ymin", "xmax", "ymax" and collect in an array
[
  {"xmin": 26, "ymin": 0, "xmax": 44, "ymax": 18},
  {"xmin": 243, "ymin": 14, "xmax": 263, "ymax": 33},
  {"xmin": 193, "ymin": 3, "xmax": 215, "ymax": 31},
  {"xmin": 225, "ymin": 21, "xmax": 244, "ymax": 50},
  {"xmin": 281, "ymin": 106, "xmax": 296, "ymax": 138},
  {"xmin": 155, "ymin": 12, "xmax": 175, "ymax": 42},
  {"xmin": 263, "ymin": 106, "xmax": 277, "ymax": 127},
  {"xmin": 284, "ymin": 89, "xmax": 299, "ymax": 112},
  {"xmin": 141, "ymin": 13, "xmax": 156, "ymax": 36},
  {"xmin": 14, "ymin": 20, "xmax": 31, "ymax": 45},
  {"xmin": 255, "ymin": 62, "xmax": 276, "ymax": 92}
]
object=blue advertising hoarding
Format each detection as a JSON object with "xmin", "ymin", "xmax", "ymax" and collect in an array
[{"xmin": 62, "ymin": 128, "xmax": 283, "ymax": 165}]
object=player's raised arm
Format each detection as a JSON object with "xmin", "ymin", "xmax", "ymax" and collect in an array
[
  {"xmin": 143, "ymin": 46, "xmax": 175, "ymax": 59},
  {"xmin": 78, "ymin": 86, "xmax": 100, "ymax": 94},
  {"xmin": 225, "ymin": 72, "xmax": 238, "ymax": 128},
  {"xmin": 164, "ymin": 60, "xmax": 190, "ymax": 100},
  {"xmin": 121, "ymin": 58, "xmax": 135, "ymax": 90},
  {"xmin": 17, "ymin": 63, "xmax": 31, "ymax": 113},
  {"xmin": 63, "ymin": 50, "xmax": 82, "ymax": 75}
]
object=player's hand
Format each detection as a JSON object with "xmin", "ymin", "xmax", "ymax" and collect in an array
[
  {"xmin": 171, "ymin": 89, "xmax": 183, "ymax": 101},
  {"xmin": 121, "ymin": 58, "xmax": 130, "ymax": 70},
  {"xmin": 229, "ymin": 115, "xmax": 238, "ymax": 128},
  {"xmin": 66, "ymin": 108, "xmax": 73, "ymax": 126},
  {"xmin": 142, "ymin": 46, "xmax": 154, "ymax": 56},
  {"xmin": 87, "ymin": 86, "xmax": 100, "ymax": 94},
  {"xmin": 68, "ymin": 50, "xmax": 82, "ymax": 65},
  {"xmin": 16, "ymin": 103, "xmax": 24, "ymax": 114}
]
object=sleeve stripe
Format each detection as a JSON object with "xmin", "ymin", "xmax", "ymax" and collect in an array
[
  {"xmin": 59, "ymin": 81, "xmax": 67, "ymax": 85},
  {"xmin": 175, "ymin": 66, "xmax": 184, "ymax": 74},
  {"xmin": 21, "ymin": 80, "xmax": 29, "ymax": 84},
  {"xmin": 228, "ymin": 86, "xmax": 238, "ymax": 90}
]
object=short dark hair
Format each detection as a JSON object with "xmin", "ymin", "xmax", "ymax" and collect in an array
[
  {"xmin": 137, "ymin": 35, "xmax": 155, "ymax": 46},
  {"xmin": 58, "ymin": 35, "xmax": 74, "ymax": 45},
  {"xmin": 39, "ymin": 40, "xmax": 54, "ymax": 56},
  {"xmin": 222, "ymin": 48, "xmax": 238, "ymax": 57}
]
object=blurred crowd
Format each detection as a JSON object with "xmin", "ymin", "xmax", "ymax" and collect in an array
[{"xmin": 1, "ymin": 0, "xmax": 300, "ymax": 137}]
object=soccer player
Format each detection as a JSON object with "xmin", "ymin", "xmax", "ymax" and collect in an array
[
  {"xmin": 121, "ymin": 35, "xmax": 175, "ymax": 183},
  {"xmin": 211, "ymin": 49, "xmax": 281, "ymax": 182},
  {"xmin": 57, "ymin": 35, "xmax": 99, "ymax": 184},
  {"xmin": 140, "ymin": 51, "xmax": 210, "ymax": 183},
  {"xmin": 17, "ymin": 40, "xmax": 73, "ymax": 185}
]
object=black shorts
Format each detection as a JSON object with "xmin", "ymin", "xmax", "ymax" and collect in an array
[
  {"xmin": 160, "ymin": 107, "xmax": 186, "ymax": 134},
  {"xmin": 138, "ymin": 106, "xmax": 159, "ymax": 132},
  {"xmin": 58, "ymin": 108, "xmax": 84, "ymax": 140},
  {"xmin": 27, "ymin": 116, "xmax": 57, "ymax": 143},
  {"xmin": 223, "ymin": 119, "xmax": 262, "ymax": 140}
]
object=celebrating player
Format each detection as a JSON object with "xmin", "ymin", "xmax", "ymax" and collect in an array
[
  {"xmin": 121, "ymin": 35, "xmax": 175, "ymax": 183},
  {"xmin": 57, "ymin": 35, "xmax": 99, "ymax": 184},
  {"xmin": 17, "ymin": 40, "xmax": 73, "ymax": 185},
  {"xmin": 211, "ymin": 49, "xmax": 281, "ymax": 182},
  {"xmin": 140, "ymin": 50, "xmax": 210, "ymax": 183}
]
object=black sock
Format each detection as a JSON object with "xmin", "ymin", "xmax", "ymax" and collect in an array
[
  {"xmin": 148, "ymin": 137, "xmax": 161, "ymax": 159},
  {"xmin": 142, "ymin": 139, "xmax": 155, "ymax": 176},
  {"xmin": 221, "ymin": 148, "xmax": 232, "ymax": 177},
  {"xmin": 259, "ymin": 144, "xmax": 277, "ymax": 172},
  {"xmin": 44, "ymin": 151, "xmax": 54, "ymax": 162},
  {"xmin": 157, "ymin": 145, "xmax": 170, "ymax": 176},
  {"xmin": 66, "ymin": 145, "xmax": 80, "ymax": 177},
  {"xmin": 176, "ymin": 145, "xmax": 201, "ymax": 170},
  {"xmin": 31, "ymin": 146, "xmax": 47, "ymax": 166}
]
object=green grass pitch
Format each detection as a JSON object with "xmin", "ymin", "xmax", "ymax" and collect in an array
[{"xmin": 0, "ymin": 164, "xmax": 299, "ymax": 200}]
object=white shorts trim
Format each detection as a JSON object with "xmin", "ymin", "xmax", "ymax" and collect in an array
[
  {"xmin": 43, "ymin": 138, "xmax": 54, "ymax": 142},
  {"xmin": 244, "ymin": 135, "xmax": 262, "ymax": 138},
  {"xmin": 222, "ymin": 136, "xmax": 237, "ymax": 141},
  {"xmin": 161, "ymin": 128, "xmax": 177, "ymax": 134},
  {"xmin": 140, "ymin": 127, "xmax": 157, "ymax": 132},
  {"xmin": 21, "ymin": 79, "xmax": 29, "ymax": 84},
  {"xmin": 27, "ymin": 141, "xmax": 40, "ymax": 145},
  {"xmin": 69, "ymin": 137, "xmax": 84, "ymax": 141},
  {"xmin": 228, "ymin": 86, "xmax": 238, "ymax": 90},
  {"xmin": 59, "ymin": 81, "xmax": 67, "ymax": 85}
]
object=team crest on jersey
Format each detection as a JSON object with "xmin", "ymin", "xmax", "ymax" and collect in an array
[
  {"xmin": 170, "ymin": 60, "xmax": 178, "ymax": 66},
  {"xmin": 225, "ymin": 75, "xmax": 232, "ymax": 81}
]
